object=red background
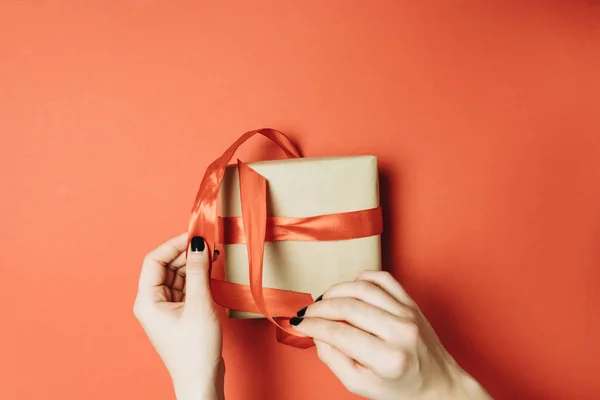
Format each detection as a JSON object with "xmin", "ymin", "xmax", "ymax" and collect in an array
[{"xmin": 1, "ymin": 1, "xmax": 599, "ymax": 399}]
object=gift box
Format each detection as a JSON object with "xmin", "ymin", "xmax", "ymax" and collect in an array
[
  {"xmin": 188, "ymin": 129, "xmax": 383, "ymax": 348},
  {"xmin": 219, "ymin": 155, "xmax": 382, "ymax": 318}
]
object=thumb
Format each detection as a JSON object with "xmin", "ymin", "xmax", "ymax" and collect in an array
[{"xmin": 183, "ymin": 236, "xmax": 212, "ymax": 314}]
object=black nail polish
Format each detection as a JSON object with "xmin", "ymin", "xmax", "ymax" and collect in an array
[
  {"xmin": 191, "ymin": 236, "xmax": 205, "ymax": 252},
  {"xmin": 290, "ymin": 317, "xmax": 303, "ymax": 326},
  {"xmin": 314, "ymin": 294, "xmax": 323, "ymax": 302},
  {"xmin": 296, "ymin": 306, "xmax": 307, "ymax": 317}
]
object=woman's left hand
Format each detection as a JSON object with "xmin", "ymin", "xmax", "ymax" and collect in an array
[
  {"xmin": 133, "ymin": 233, "xmax": 224, "ymax": 400},
  {"xmin": 291, "ymin": 271, "xmax": 491, "ymax": 400}
]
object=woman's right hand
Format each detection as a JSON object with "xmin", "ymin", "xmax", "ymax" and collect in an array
[{"xmin": 292, "ymin": 271, "xmax": 492, "ymax": 400}]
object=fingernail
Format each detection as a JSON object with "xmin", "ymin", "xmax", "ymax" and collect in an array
[
  {"xmin": 314, "ymin": 294, "xmax": 323, "ymax": 302},
  {"xmin": 290, "ymin": 317, "xmax": 303, "ymax": 326},
  {"xmin": 296, "ymin": 306, "xmax": 307, "ymax": 317},
  {"xmin": 191, "ymin": 236, "xmax": 205, "ymax": 252}
]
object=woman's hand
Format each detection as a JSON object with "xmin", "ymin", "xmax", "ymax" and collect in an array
[
  {"xmin": 291, "ymin": 271, "xmax": 491, "ymax": 400},
  {"xmin": 133, "ymin": 234, "xmax": 224, "ymax": 400}
]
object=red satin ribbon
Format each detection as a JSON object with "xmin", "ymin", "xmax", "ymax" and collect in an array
[
  {"xmin": 187, "ymin": 129, "xmax": 383, "ymax": 349},
  {"xmin": 219, "ymin": 207, "xmax": 383, "ymax": 244}
]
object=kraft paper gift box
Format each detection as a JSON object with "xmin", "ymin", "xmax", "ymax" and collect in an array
[{"xmin": 218, "ymin": 155, "xmax": 382, "ymax": 318}]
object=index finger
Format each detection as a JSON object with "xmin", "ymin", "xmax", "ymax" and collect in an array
[
  {"xmin": 138, "ymin": 232, "xmax": 188, "ymax": 294},
  {"xmin": 292, "ymin": 318, "xmax": 389, "ymax": 373}
]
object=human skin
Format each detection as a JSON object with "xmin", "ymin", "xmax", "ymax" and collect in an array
[{"xmin": 134, "ymin": 233, "xmax": 491, "ymax": 400}]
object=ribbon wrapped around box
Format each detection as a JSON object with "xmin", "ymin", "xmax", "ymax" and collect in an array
[{"xmin": 187, "ymin": 129, "xmax": 383, "ymax": 349}]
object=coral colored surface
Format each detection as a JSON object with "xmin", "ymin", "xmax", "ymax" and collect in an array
[{"xmin": 1, "ymin": 1, "xmax": 599, "ymax": 399}]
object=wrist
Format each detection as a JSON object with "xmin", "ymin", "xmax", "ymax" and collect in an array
[
  {"xmin": 445, "ymin": 369, "xmax": 491, "ymax": 400},
  {"xmin": 172, "ymin": 359, "xmax": 225, "ymax": 400},
  {"xmin": 420, "ymin": 367, "xmax": 491, "ymax": 400},
  {"xmin": 456, "ymin": 371, "xmax": 491, "ymax": 399},
  {"xmin": 173, "ymin": 376, "xmax": 224, "ymax": 400},
  {"xmin": 174, "ymin": 385, "xmax": 222, "ymax": 400}
]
